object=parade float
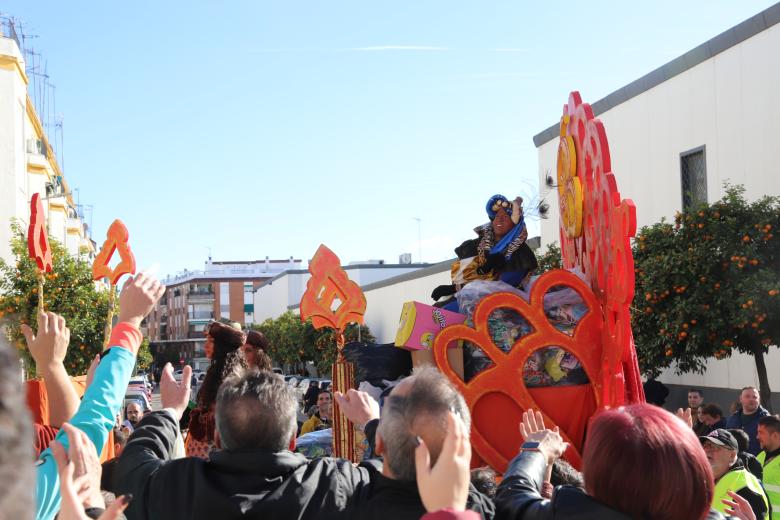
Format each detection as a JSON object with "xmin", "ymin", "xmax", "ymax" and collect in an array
[{"xmin": 297, "ymin": 92, "xmax": 644, "ymax": 470}]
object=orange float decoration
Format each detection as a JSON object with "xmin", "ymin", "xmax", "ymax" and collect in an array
[
  {"xmin": 28, "ymin": 193, "xmax": 53, "ymax": 314},
  {"xmin": 300, "ymin": 244, "xmax": 367, "ymax": 462},
  {"xmin": 433, "ymin": 91, "xmax": 643, "ymax": 473},
  {"xmin": 92, "ymin": 219, "xmax": 136, "ymax": 346}
]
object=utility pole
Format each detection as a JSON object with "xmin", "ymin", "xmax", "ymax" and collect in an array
[{"xmin": 413, "ymin": 217, "xmax": 422, "ymax": 263}]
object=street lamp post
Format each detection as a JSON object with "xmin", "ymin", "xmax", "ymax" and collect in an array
[{"xmin": 413, "ymin": 217, "xmax": 422, "ymax": 263}]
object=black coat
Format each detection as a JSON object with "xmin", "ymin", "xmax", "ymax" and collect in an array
[
  {"xmin": 494, "ymin": 451, "xmax": 728, "ymax": 520},
  {"xmin": 115, "ymin": 411, "xmax": 374, "ymax": 520},
  {"xmin": 349, "ymin": 463, "xmax": 495, "ymax": 520},
  {"xmin": 455, "ymin": 234, "xmax": 538, "ymax": 277}
]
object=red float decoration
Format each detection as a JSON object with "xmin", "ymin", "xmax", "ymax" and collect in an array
[
  {"xmin": 300, "ymin": 244, "xmax": 367, "ymax": 462},
  {"xmin": 92, "ymin": 219, "xmax": 136, "ymax": 286},
  {"xmin": 433, "ymin": 91, "xmax": 644, "ymax": 473},
  {"xmin": 27, "ymin": 193, "xmax": 52, "ymax": 273},
  {"xmin": 93, "ymin": 219, "xmax": 136, "ymax": 346}
]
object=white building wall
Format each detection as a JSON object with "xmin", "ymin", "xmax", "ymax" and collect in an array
[
  {"xmin": 0, "ymin": 38, "xmax": 28, "ymax": 264},
  {"xmin": 254, "ymin": 274, "xmax": 294, "ymax": 323},
  {"xmin": 0, "ymin": 35, "xmax": 89, "ymax": 266},
  {"xmin": 253, "ymin": 266, "xmax": 431, "ymax": 326},
  {"xmin": 348, "ymin": 267, "xmax": 423, "ymax": 286},
  {"xmin": 535, "ymin": 23, "xmax": 780, "ymax": 393},
  {"xmin": 362, "ymin": 269, "xmax": 452, "ymax": 344},
  {"xmin": 539, "ymin": 24, "xmax": 780, "ymax": 248}
]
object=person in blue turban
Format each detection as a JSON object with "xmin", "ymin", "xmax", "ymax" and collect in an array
[{"xmin": 431, "ymin": 194, "xmax": 538, "ymax": 309}]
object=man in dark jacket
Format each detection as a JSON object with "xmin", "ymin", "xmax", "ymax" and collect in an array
[
  {"xmin": 117, "ymin": 364, "xmax": 494, "ymax": 519},
  {"xmin": 303, "ymin": 380, "xmax": 321, "ymax": 411},
  {"xmin": 116, "ymin": 365, "xmax": 377, "ymax": 519},
  {"xmin": 346, "ymin": 367, "xmax": 494, "ymax": 519},
  {"xmin": 725, "ymin": 387, "xmax": 770, "ymax": 455}
]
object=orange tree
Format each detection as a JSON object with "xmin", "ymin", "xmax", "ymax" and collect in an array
[
  {"xmin": 0, "ymin": 222, "xmax": 114, "ymax": 376},
  {"xmin": 536, "ymin": 242, "xmax": 562, "ymax": 273},
  {"xmin": 632, "ymin": 185, "xmax": 779, "ymax": 411}
]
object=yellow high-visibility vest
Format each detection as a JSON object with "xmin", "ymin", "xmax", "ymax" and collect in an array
[
  {"xmin": 758, "ymin": 451, "xmax": 780, "ymax": 514},
  {"xmin": 711, "ymin": 467, "xmax": 769, "ymax": 519}
]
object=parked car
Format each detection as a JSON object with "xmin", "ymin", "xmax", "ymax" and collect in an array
[
  {"xmin": 129, "ymin": 374, "xmax": 152, "ymax": 391},
  {"xmin": 272, "ymin": 367, "xmax": 283, "ymax": 376},
  {"xmin": 127, "ymin": 382, "xmax": 151, "ymax": 400}
]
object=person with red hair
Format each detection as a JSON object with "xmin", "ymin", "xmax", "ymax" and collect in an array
[{"xmin": 494, "ymin": 404, "xmax": 739, "ymax": 519}]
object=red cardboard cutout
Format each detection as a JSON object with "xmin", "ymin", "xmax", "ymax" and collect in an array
[
  {"xmin": 300, "ymin": 244, "xmax": 366, "ymax": 344},
  {"xmin": 300, "ymin": 244, "xmax": 366, "ymax": 462},
  {"xmin": 92, "ymin": 220, "xmax": 136, "ymax": 286},
  {"xmin": 27, "ymin": 193, "xmax": 52, "ymax": 273}
]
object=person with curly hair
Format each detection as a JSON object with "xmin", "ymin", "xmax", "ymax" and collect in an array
[
  {"xmin": 243, "ymin": 330, "xmax": 273, "ymax": 372},
  {"xmin": 186, "ymin": 321, "xmax": 247, "ymax": 459}
]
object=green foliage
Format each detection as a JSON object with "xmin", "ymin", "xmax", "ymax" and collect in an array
[
  {"xmin": 136, "ymin": 338, "xmax": 153, "ymax": 372},
  {"xmin": 253, "ymin": 311, "xmax": 375, "ymax": 374},
  {"xmin": 0, "ymin": 222, "xmax": 114, "ymax": 376},
  {"xmin": 632, "ymin": 185, "xmax": 779, "ymax": 387},
  {"xmin": 536, "ymin": 242, "xmax": 562, "ymax": 273}
]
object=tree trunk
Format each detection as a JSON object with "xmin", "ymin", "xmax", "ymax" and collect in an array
[{"xmin": 751, "ymin": 342, "xmax": 773, "ymax": 414}]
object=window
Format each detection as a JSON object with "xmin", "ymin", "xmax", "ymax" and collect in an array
[
  {"xmin": 220, "ymin": 282, "xmax": 230, "ymax": 318},
  {"xmin": 680, "ymin": 146, "xmax": 707, "ymax": 210}
]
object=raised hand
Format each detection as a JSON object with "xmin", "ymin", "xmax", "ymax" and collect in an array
[
  {"xmin": 519, "ymin": 409, "xmax": 550, "ymax": 439},
  {"xmin": 160, "ymin": 363, "xmax": 192, "ymax": 420},
  {"xmin": 52, "ymin": 426, "xmax": 131, "ymax": 520},
  {"xmin": 333, "ymin": 389, "xmax": 380, "ymax": 428},
  {"xmin": 117, "ymin": 273, "xmax": 166, "ymax": 329},
  {"xmin": 21, "ymin": 312, "xmax": 70, "ymax": 374},
  {"xmin": 722, "ymin": 490, "xmax": 757, "ymax": 520},
  {"xmin": 415, "ymin": 412, "xmax": 471, "ymax": 512},
  {"xmin": 675, "ymin": 407, "xmax": 693, "ymax": 429},
  {"xmin": 524, "ymin": 429, "xmax": 567, "ymax": 466},
  {"xmin": 52, "ymin": 423, "xmax": 104, "ymax": 510}
]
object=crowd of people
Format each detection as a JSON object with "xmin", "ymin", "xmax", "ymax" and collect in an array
[{"xmin": 0, "ymin": 272, "xmax": 778, "ymax": 519}]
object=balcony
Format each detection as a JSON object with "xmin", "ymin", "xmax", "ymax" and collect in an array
[
  {"xmin": 188, "ymin": 289, "xmax": 214, "ymax": 302},
  {"xmin": 188, "ymin": 310, "xmax": 214, "ymax": 320}
]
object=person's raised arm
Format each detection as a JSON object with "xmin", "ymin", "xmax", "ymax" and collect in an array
[
  {"xmin": 334, "ymin": 389, "xmax": 380, "ymax": 453},
  {"xmin": 415, "ymin": 412, "xmax": 472, "ymax": 513},
  {"xmin": 36, "ymin": 273, "xmax": 164, "ymax": 520},
  {"xmin": 22, "ymin": 312, "xmax": 77, "ymax": 428},
  {"xmin": 114, "ymin": 363, "xmax": 191, "ymax": 520}
]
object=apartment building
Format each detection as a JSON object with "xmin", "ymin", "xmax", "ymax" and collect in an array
[
  {"xmin": 0, "ymin": 20, "xmax": 95, "ymax": 265},
  {"xmin": 147, "ymin": 258, "xmax": 301, "ymax": 345}
]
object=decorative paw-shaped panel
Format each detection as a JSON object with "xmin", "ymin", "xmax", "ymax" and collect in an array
[{"xmin": 433, "ymin": 270, "xmax": 602, "ymax": 472}]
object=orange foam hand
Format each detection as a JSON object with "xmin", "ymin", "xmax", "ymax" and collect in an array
[
  {"xmin": 300, "ymin": 244, "xmax": 366, "ymax": 333},
  {"xmin": 27, "ymin": 193, "xmax": 53, "ymax": 273},
  {"xmin": 92, "ymin": 219, "xmax": 136, "ymax": 285}
]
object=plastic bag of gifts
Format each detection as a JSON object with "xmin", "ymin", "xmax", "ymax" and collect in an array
[{"xmin": 455, "ymin": 272, "xmax": 589, "ymax": 386}]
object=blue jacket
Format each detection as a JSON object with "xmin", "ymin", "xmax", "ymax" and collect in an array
[
  {"xmin": 35, "ymin": 323, "xmax": 141, "ymax": 520},
  {"xmin": 726, "ymin": 406, "xmax": 770, "ymax": 456}
]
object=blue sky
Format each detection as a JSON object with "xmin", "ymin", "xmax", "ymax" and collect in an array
[{"xmin": 3, "ymin": 1, "xmax": 776, "ymax": 275}]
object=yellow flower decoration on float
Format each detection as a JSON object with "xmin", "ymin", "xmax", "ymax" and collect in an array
[{"xmin": 557, "ymin": 114, "xmax": 583, "ymax": 238}]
